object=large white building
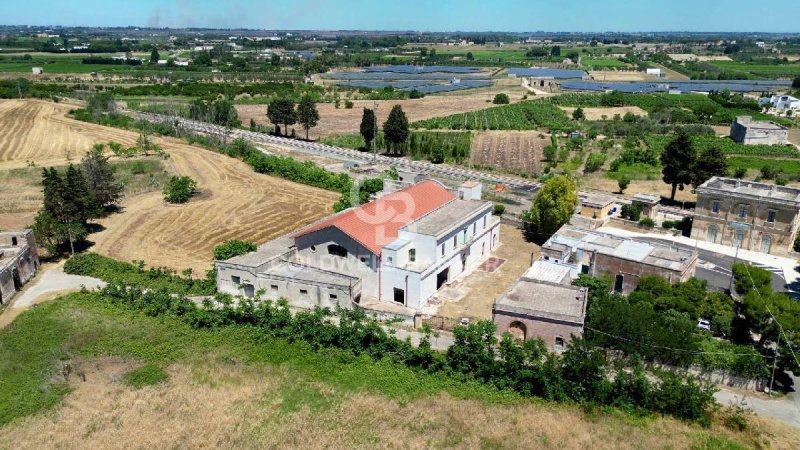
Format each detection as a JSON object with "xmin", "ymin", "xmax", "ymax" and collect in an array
[
  {"xmin": 216, "ymin": 179, "xmax": 501, "ymax": 312},
  {"xmin": 760, "ymin": 94, "xmax": 800, "ymax": 113}
]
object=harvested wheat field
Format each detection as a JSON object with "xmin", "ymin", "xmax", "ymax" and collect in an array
[
  {"xmin": 236, "ymin": 93, "xmax": 526, "ymax": 140},
  {"xmin": 0, "ymin": 99, "xmax": 338, "ymax": 273},
  {"xmin": 91, "ymin": 139, "xmax": 338, "ymax": 275},
  {"xmin": 470, "ymin": 130, "xmax": 547, "ymax": 174},
  {"xmin": 559, "ymin": 106, "xmax": 647, "ymax": 121},
  {"xmin": 0, "ymin": 99, "xmax": 133, "ymax": 170},
  {"xmin": 587, "ymin": 70, "xmax": 648, "ymax": 82}
]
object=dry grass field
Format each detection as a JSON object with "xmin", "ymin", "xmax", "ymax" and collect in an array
[
  {"xmin": 586, "ymin": 70, "xmax": 648, "ymax": 82},
  {"xmin": 1, "ymin": 354, "xmax": 795, "ymax": 450},
  {"xmin": 0, "ymin": 99, "xmax": 339, "ymax": 274},
  {"xmin": 469, "ymin": 130, "xmax": 548, "ymax": 174},
  {"xmin": 236, "ymin": 92, "xmax": 526, "ymax": 140}
]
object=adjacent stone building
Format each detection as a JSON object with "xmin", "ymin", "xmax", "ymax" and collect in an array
[
  {"xmin": 493, "ymin": 269, "xmax": 588, "ymax": 352},
  {"xmin": 541, "ymin": 225, "xmax": 697, "ymax": 294},
  {"xmin": 729, "ymin": 116, "xmax": 789, "ymax": 145},
  {"xmin": 692, "ymin": 177, "xmax": 800, "ymax": 256},
  {"xmin": 0, "ymin": 230, "xmax": 40, "ymax": 305}
]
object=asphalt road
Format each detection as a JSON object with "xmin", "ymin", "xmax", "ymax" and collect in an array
[{"xmin": 633, "ymin": 236, "xmax": 789, "ymax": 294}]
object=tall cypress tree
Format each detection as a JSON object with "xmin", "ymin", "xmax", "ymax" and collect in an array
[
  {"xmin": 660, "ymin": 132, "xmax": 697, "ymax": 201},
  {"xmin": 360, "ymin": 108, "xmax": 376, "ymax": 150},
  {"xmin": 383, "ymin": 105, "xmax": 409, "ymax": 155}
]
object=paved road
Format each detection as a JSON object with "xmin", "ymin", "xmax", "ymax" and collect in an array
[
  {"xmin": 13, "ymin": 268, "xmax": 106, "ymax": 309},
  {"xmin": 714, "ymin": 375, "xmax": 800, "ymax": 429},
  {"xmin": 128, "ymin": 111, "xmax": 541, "ymax": 194}
]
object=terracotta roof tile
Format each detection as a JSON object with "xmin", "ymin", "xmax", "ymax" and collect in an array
[{"xmin": 292, "ymin": 180, "xmax": 454, "ymax": 255}]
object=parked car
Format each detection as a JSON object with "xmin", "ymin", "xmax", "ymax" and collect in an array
[{"xmin": 697, "ymin": 318, "xmax": 711, "ymax": 331}]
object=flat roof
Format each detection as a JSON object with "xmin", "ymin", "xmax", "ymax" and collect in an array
[
  {"xmin": 544, "ymin": 225, "xmax": 695, "ymax": 272},
  {"xmin": 580, "ymin": 192, "xmax": 616, "ymax": 208},
  {"xmin": 633, "ymin": 193, "xmax": 660, "ymax": 204},
  {"xmin": 698, "ymin": 177, "xmax": 800, "ymax": 205},
  {"xmin": 402, "ymin": 199, "xmax": 489, "ymax": 238},
  {"xmin": 224, "ymin": 234, "xmax": 294, "ymax": 267},
  {"xmin": 525, "ymin": 260, "xmax": 572, "ymax": 284},
  {"xmin": 495, "ymin": 279, "xmax": 586, "ymax": 323},
  {"xmin": 734, "ymin": 116, "xmax": 787, "ymax": 131},
  {"xmin": 259, "ymin": 260, "xmax": 358, "ymax": 287}
]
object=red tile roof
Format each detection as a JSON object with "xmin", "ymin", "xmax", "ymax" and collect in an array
[{"xmin": 293, "ymin": 180, "xmax": 455, "ymax": 255}]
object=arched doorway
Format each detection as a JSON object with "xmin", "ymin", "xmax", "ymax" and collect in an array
[
  {"xmin": 707, "ymin": 225, "xmax": 718, "ymax": 243},
  {"xmin": 508, "ymin": 321, "xmax": 527, "ymax": 341},
  {"xmin": 760, "ymin": 235, "xmax": 772, "ymax": 254}
]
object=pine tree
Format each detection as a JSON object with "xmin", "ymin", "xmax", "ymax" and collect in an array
[
  {"xmin": 660, "ymin": 132, "xmax": 697, "ymax": 201},
  {"xmin": 150, "ymin": 47, "xmax": 160, "ymax": 64},
  {"xmin": 693, "ymin": 146, "xmax": 728, "ymax": 188},
  {"xmin": 266, "ymin": 98, "xmax": 296, "ymax": 136},
  {"xmin": 82, "ymin": 144, "xmax": 122, "ymax": 214},
  {"xmin": 296, "ymin": 95, "xmax": 320, "ymax": 140},
  {"xmin": 383, "ymin": 105, "xmax": 409, "ymax": 155}
]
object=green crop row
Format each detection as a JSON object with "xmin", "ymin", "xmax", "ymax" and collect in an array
[{"xmin": 411, "ymin": 101, "xmax": 576, "ymax": 132}]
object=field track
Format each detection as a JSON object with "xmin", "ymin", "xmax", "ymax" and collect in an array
[{"xmin": 0, "ymin": 99, "xmax": 338, "ymax": 274}]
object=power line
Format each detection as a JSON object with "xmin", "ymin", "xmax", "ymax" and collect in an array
[
  {"xmin": 584, "ymin": 326, "xmax": 769, "ymax": 359},
  {"xmin": 740, "ymin": 263, "xmax": 800, "ymax": 368}
]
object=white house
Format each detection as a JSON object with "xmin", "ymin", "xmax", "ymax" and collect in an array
[
  {"xmin": 646, "ymin": 68, "xmax": 663, "ymax": 77},
  {"xmin": 760, "ymin": 95, "xmax": 800, "ymax": 112},
  {"xmin": 216, "ymin": 180, "xmax": 501, "ymax": 312}
]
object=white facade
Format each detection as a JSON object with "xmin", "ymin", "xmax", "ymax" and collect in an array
[{"xmin": 760, "ymin": 95, "xmax": 800, "ymax": 112}]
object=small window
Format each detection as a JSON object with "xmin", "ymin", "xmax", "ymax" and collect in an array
[
  {"xmin": 387, "ymin": 256, "xmax": 393, "ymax": 264},
  {"xmin": 453, "ymin": 236, "xmax": 457, "ymax": 247},
  {"xmin": 739, "ymin": 205, "xmax": 747, "ymax": 218},
  {"xmin": 581, "ymin": 264, "xmax": 589, "ymax": 275},
  {"xmin": 472, "ymin": 223, "xmax": 476, "ymax": 234},
  {"xmin": 408, "ymin": 248, "xmax": 416, "ymax": 262},
  {"xmin": 614, "ymin": 274, "xmax": 624, "ymax": 293},
  {"xmin": 300, "ymin": 289, "xmax": 308, "ymax": 295},
  {"xmin": 554, "ymin": 336, "xmax": 565, "ymax": 348},
  {"xmin": 270, "ymin": 284, "xmax": 278, "ymax": 291},
  {"xmin": 360, "ymin": 257, "xmax": 366, "ymax": 263},
  {"xmin": 483, "ymin": 216, "xmax": 487, "ymax": 227},
  {"xmin": 327, "ymin": 244, "xmax": 347, "ymax": 257},
  {"xmin": 11, "ymin": 237, "xmax": 18, "ymax": 246},
  {"xmin": 310, "ymin": 245, "xmax": 316, "ymax": 252},
  {"xmin": 329, "ymin": 294, "xmax": 338, "ymax": 300},
  {"xmin": 231, "ymin": 275, "xmax": 241, "ymax": 284},
  {"xmin": 441, "ymin": 244, "xmax": 445, "ymax": 256},
  {"xmin": 711, "ymin": 200, "xmax": 720, "ymax": 214},
  {"xmin": 767, "ymin": 210, "xmax": 776, "ymax": 223}
]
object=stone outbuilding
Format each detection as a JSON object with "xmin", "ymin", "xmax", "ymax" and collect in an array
[
  {"xmin": 729, "ymin": 116, "xmax": 789, "ymax": 145},
  {"xmin": 0, "ymin": 230, "xmax": 40, "ymax": 305}
]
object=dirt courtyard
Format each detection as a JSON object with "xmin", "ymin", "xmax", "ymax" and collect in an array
[
  {"xmin": 235, "ymin": 92, "xmax": 526, "ymax": 140},
  {"xmin": 434, "ymin": 223, "xmax": 539, "ymax": 320},
  {"xmin": 0, "ymin": 99, "xmax": 339, "ymax": 274}
]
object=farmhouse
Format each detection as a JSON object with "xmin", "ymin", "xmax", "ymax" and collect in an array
[
  {"xmin": 729, "ymin": 116, "xmax": 789, "ymax": 145},
  {"xmin": 759, "ymin": 94, "xmax": 800, "ymax": 113},
  {"xmin": 540, "ymin": 225, "xmax": 697, "ymax": 294},
  {"xmin": 216, "ymin": 179, "xmax": 501, "ymax": 312},
  {"xmin": 691, "ymin": 177, "xmax": 800, "ymax": 256},
  {"xmin": 0, "ymin": 230, "xmax": 40, "ymax": 305}
]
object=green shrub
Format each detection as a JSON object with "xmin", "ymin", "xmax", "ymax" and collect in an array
[
  {"xmin": 213, "ymin": 240, "xmax": 257, "ymax": 261},
  {"xmin": 493, "ymin": 93, "xmax": 510, "ymax": 104},
  {"xmin": 638, "ymin": 217, "xmax": 655, "ymax": 228},
  {"xmin": 662, "ymin": 220, "xmax": 676, "ymax": 229},
  {"xmin": 123, "ymin": 364, "xmax": 169, "ymax": 389},
  {"xmin": 492, "ymin": 204, "xmax": 506, "ymax": 216},
  {"xmin": 163, "ymin": 176, "xmax": 198, "ymax": 203}
]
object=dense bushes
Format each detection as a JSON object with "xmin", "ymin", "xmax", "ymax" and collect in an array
[
  {"xmin": 213, "ymin": 240, "xmax": 257, "ymax": 261},
  {"xmin": 63, "ymin": 252, "xmax": 214, "ymax": 295},
  {"xmin": 112, "ymin": 81, "xmax": 322, "ymax": 102},
  {"xmin": 645, "ymin": 135, "xmax": 799, "ymax": 158},
  {"xmin": 162, "ymin": 176, "xmax": 198, "ymax": 203},
  {"xmin": 87, "ymin": 280, "xmax": 717, "ymax": 423},
  {"xmin": 0, "ymin": 78, "xmax": 72, "ymax": 99},
  {"xmin": 322, "ymin": 131, "xmax": 471, "ymax": 164}
]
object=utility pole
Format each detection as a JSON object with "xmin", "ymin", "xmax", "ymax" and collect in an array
[
  {"xmin": 727, "ymin": 242, "xmax": 741, "ymax": 294},
  {"xmin": 769, "ymin": 330, "xmax": 781, "ymax": 395}
]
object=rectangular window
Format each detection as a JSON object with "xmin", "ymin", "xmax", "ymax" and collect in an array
[
  {"xmin": 329, "ymin": 294, "xmax": 338, "ymax": 300},
  {"xmin": 767, "ymin": 211, "xmax": 776, "ymax": 223},
  {"xmin": 473, "ymin": 223, "xmax": 476, "ymax": 234},
  {"xmin": 270, "ymin": 284, "xmax": 278, "ymax": 291},
  {"xmin": 739, "ymin": 206, "xmax": 747, "ymax": 218},
  {"xmin": 711, "ymin": 200, "xmax": 720, "ymax": 214},
  {"xmin": 408, "ymin": 248, "xmax": 416, "ymax": 262},
  {"xmin": 231, "ymin": 275, "xmax": 241, "ymax": 284},
  {"xmin": 327, "ymin": 244, "xmax": 347, "ymax": 258},
  {"xmin": 11, "ymin": 237, "xmax": 17, "ymax": 246},
  {"xmin": 300, "ymin": 289, "xmax": 308, "ymax": 295},
  {"xmin": 453, "ymin": 236, "xmax": 457, "ymax": 247},
  {"xmin": 441, "ymin": 244, "xmax": 445, "ymax": 256}
]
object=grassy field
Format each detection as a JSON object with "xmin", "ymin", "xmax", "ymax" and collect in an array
[
  {"xmin": 0, "ymin": 292, "xmax": 795, "ymax": 448},
  {"xmin": 582, "ymin": 58, "xmax": 629, "ymax": 69}
]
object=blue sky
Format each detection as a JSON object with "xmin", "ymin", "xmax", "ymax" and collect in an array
[{"xmin": 1, "ymin": 0, "xmax": 798, "ymax": 32}]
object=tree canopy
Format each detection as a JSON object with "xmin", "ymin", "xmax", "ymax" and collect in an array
[
  {"xmin": 522, "ymin": 175, "xmax": 577, "ymax": 238},
  {"xmin": 661, "ymin": 132, "xmax": 697, "ymax": 201},
  {"xmin": 359, "ymin": 108, "xmax": 376, "ymax": 150},
  {"xmin": 383, "ymin": 105, "xmax": 409, "ymax": 155},
  {"xmin": 267, "ymin": 98, "xmax": 296, "ymax": 136},
  {"xmin": 693, "ymin": 146, "xmax": 728, "ymax": 188},
  {"xmin": 296, "ymin": 95, "xmax": 320, "ymax": 140}
]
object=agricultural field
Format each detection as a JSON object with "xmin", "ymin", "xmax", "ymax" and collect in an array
[
  {"xmin": 706, "ymin": 60, "xmax": 800, "ymax": 78},
  {"xmin": 411, "ymin": 101, "xmax": 575, "ymax": 132},
  {"xmin": 581, "ymin": 58, "xmax": 629, "ymax": 69},
  {"xmin": 645, "ymin": 135, "xmax": 800, "ymax": 158},
  {"xmin": 469, "ymin": 131, "xmax": 547, "ymax": 174},
  {"xmin": 0, "ymin": 99, "xmax": 338, "ymax": 274},
  {"xmin": 236, "ymin": 93, "xmax": 523, "ymax": 139},
  {"xmin": 558, "ymin": 106, "xmax": 647, "ymax": 121}
]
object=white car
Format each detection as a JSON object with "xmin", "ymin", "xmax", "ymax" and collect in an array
[{"xmin": 697, "ymin": 318, "xmax": 711, "ymax": 331}]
